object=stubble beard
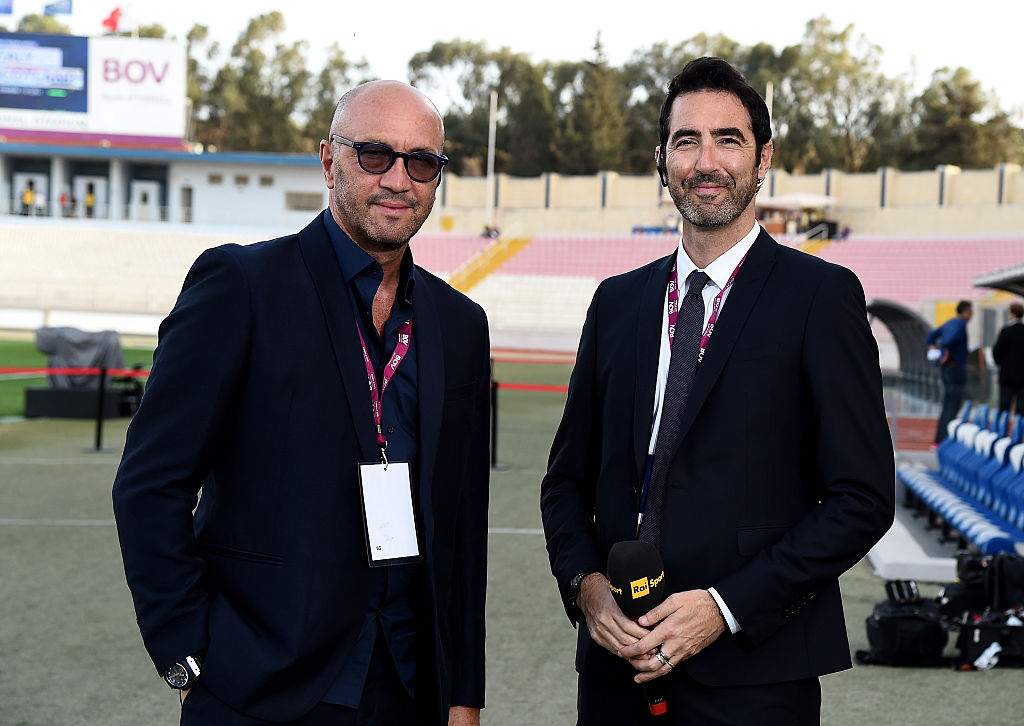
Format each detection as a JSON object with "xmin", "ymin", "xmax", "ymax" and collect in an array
[
  {"xmin": 671, "ymin": 163, "xmax": 759, "ymax": 230},
  {"xmin": 333, "ymin": 172, "xmax": 433, "ymax": 253}
]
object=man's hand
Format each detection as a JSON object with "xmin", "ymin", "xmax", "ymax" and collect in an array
[
  {"xmin": 576, "ymin": 572, "xmax": 650, "ymax": 656},
  {"xmin": 179, "ymin": 687, "xmax": 190, "ymax": 705},
  {"xmin": 617, "ymin": 589, "xmax": 726, "ymax": 684},
  {"xmin": 448, "ymin": 705, "xmax": 480, "ymax": 725}
]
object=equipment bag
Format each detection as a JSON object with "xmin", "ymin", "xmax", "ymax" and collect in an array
[
  {"xmin": 857, "ymin": 595, "xmax": 949, "ymax": 666},
  {"xmin": 986, "ymin": 553, "xmax": 1024, "ymax": 610}
]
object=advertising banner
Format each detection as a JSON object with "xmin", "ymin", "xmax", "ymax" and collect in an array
[{"xmin": 0, "ymin": 32, "xmax": 186, "ymax": 146}]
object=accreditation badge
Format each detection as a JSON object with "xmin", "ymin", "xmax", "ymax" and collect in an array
[{"xmin": 357, "ymin": 461, "xmax": 421, "ymax": 566}]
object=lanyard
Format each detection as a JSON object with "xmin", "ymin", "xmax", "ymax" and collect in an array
[
  {"xmin": 355, "ymin": 317, "xmax": 412, "ymax": 465},
  {"xmin": 667, "ymin": 252, "xmax": 748, "ymax": 363},
  {"xmin": 638, "ymin": 253, "xmax": 748, "ymax": 534}
]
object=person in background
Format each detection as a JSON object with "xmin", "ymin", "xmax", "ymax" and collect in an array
[
  {"xmin": 927, "ymin": 300, "xmax": 973, "ymax": 444},
  {"xmin": 20, "ymin": 181, "xmax": 34, "ymax": 216},
  {"xmin": 992, "ymin": 301, "xmax": 1024, "ymax": 416}
]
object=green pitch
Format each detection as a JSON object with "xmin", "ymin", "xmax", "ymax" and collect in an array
[{"xmin": 0, "ymin": 360, "xmax": 1017, "ymax": 725}]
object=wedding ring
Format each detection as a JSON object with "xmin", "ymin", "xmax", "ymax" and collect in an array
[{"xmin": 655, "ymin": 647, "xmax": 673, "ymax": 668}]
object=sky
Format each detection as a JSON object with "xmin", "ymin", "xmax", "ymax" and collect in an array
[{"xmin": 11, "ymin": 0, "xmax": 1024, "ymax": 120}]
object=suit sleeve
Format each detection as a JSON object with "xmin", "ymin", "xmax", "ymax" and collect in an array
[
  {"xmin": 713, "ymin": 265, "xmax": 895, "ymax": 646},
  {"xmin": 449, "ymin": 305, "xmax": 491, "ymax": 707},
  {"xmin": 111, "ymin": 246, "xmax": 251, "ymax": 674},
  {"xmin": 540, "ymin": 284, "xmax": 606, "ymax": 623}
]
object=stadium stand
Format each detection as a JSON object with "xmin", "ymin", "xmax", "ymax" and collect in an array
[
  {"xmin": 898, "ymin": 403, "xmax": 1024, "ymax": 554},
  {"xmin": 495, "ymin": 232, "xmax": 679, "ymax": 280},
  {"xmin": 2, "ymin": 221, "xmax": 1021, "ymax": 352},
  {"xmin": 465, "ymin": 232, "xmax": 677, "ymax": 343},
  {"xmin": 409, "ymin": 232, "xmax": 493, "ymax": 279},
  {"xmin": 815, "ymin": 236, "xmax": 1024, "ymax": 310}
]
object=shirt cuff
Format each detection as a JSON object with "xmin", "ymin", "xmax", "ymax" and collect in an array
[{"xmin": 708, "ymin": 587, "xmax": 741, "ymax": 634}]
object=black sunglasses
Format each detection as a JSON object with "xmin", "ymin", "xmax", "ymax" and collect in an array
[{"xmin": 331, "ymin": 135, "xmax": 448, "ymax": 183}]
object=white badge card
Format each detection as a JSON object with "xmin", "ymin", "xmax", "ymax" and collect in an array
[{"xmin": 358, "ymin": 461, "xmax": 421, "ymax": 566}]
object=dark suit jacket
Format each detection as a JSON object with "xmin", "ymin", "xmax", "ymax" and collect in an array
[
  {"xmin": 993, "ymin": 321, "xmax": 1024, "ymax": 388},
  {"xmin": 541, "ymin": 229, "xmax": 894, "ymax": 688},
  {"xmin": 112, "ymin": 215, "xmax": 490, "ymax": 724}
]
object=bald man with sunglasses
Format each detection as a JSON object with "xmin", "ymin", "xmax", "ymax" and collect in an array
[{"xmin": 113, "ymin": 81, "xmax": 489, "ymax": 726}]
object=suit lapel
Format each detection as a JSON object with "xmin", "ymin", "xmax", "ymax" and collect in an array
[
  {"xmin": 296, "ymin": 216, "xmax": 379, "ymax": 462},
  {"xmin": 633, "ymin": 254, "xmax": 676, "ymax": 484},
  {"xmin": 413, "ymin": 273, "xmax": 444, "ymax": 552},
  {"xmin": 674, "ymin": 229, "xmax": 777, "ymax": 443}
]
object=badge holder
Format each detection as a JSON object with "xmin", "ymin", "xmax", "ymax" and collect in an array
[{"xmin": 358, "ymin": 446, "xmax": 421, "ymax": 567}]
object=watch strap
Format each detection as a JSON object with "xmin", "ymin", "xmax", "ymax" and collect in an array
[{"xmin": 567, "ymin": 571, "xmax": 594, "ymax": 611}]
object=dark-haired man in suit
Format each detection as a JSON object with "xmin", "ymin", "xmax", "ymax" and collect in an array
[
  {"xmin": 113, "ymin": 80, "xmax": 489, "ymax": 726},
  {"xmin": 541, "ymin": 57, "xmax": 894, "ymax": 725},
  {"xmin": 993, "ymin": 301, "xmax": 1024, "ymax": 415}
]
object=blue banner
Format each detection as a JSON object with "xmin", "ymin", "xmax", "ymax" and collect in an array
[
  {"xmin": 0, "ymin": 1, "xmax": 13, "ymax": 16},
  {"xmin": 44, "ymin": 0, "xmax": 73, "ymax": 15}
]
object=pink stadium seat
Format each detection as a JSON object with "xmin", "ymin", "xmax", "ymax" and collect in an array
[
  {"xmin": 498, "ymin": 233, "xmax": 679, "ymax": 280},
  {"xmin": 816, "ymin": 236, "xmax": 1024, "ymax": 308},
  {"xmin": 409, "ymin": 233, "xmax": 494, "ymax": 276}
]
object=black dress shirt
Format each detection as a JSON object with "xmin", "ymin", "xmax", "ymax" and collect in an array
[{"xmin": 321, "ymin": 209, "xmax": 419, "ymax": 707}]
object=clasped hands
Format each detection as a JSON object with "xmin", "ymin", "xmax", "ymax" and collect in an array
[{"xmin": 576, "ymin": 572, "xmax": 726, "ymax": 684}]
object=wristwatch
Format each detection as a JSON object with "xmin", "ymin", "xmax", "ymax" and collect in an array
[
  {"xmin": 164, "ymin": 654, "xmax": 202, "ymax": 690},
  {"xmin": 566, "ymin": 571, "xmax": 594, "ymax": 614}
]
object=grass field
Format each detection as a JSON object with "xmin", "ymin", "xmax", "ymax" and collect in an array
[{"xmin": 0, "ymin": 359, "xmax": 1019, "ymax": 725}]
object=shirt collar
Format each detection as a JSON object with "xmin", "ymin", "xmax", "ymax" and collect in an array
[
  {"xmin": 321, "ymin": 209, "xmax": 416, "ymax": 301},
  {"xmin": 675, "ymin": 221, "xmax": 760, "ymax": 290}
]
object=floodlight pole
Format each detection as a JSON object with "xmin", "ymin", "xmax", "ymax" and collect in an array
[{"xmin": 484, "ymin": 90, "xmax": 498, "ymax": 232}]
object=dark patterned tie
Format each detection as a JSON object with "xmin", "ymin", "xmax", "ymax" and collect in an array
[{"xmin": 638, "ymin": 270, "xmax": 710, "ymax": 546}]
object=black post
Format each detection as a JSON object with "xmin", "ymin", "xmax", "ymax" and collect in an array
[
  {"xmin": 489, "ymin": 358, "xmax": 507, "ymax": 470},
  {"xmin": 490, "ymin": 373, "xmax": 499, "ymax": 469},
  {"xmin": 88, "ymin": 366, "xmax": 109, "ymax": 453}
]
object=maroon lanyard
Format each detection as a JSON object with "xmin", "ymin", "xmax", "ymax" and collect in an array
[
  {"xmin": 355, "ymin": 318, "xmax": 412, "ymax": 461},
  {"xmin": 667, "ymin": 253, "xmax": 747, "ymax": 362}
]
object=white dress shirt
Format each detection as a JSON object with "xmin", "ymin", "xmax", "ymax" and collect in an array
[{"xmin": 645, "ymin": 221, "xmax": 761, "ymax": 634}]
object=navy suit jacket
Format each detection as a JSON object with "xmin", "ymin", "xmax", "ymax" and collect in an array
[
  {"xmin": 541, "ymin": 229, "xmax": 894, "ymax": 687},
  {"xmin": 113, "ymin": 215, "xmax": 490, "ymax": 723}
]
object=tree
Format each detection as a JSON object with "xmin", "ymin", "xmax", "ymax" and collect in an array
[
  {"xmin": 908, "ymin": 66, "xmax": 1024, "ymax": 169},
  {"xmin": 16, "ymin": 14, "xmax": 70, "ymax": 34},
  {"xmin": 500, "ymin": 54, "xmax": 557, "ymax": 176},
  {"xmin": 771, "ymin": 16, "xmax": 904, "ymax": 173},
  {"xmin": 621, "ymin": 42, "xmax": 692, "ymax": 173},
  {"xmin": 409, "ymin": 40, "xmax": 558, "ymax": 176},
  {"xmin": 108, "ymin": 23, "xmax": 168, "ymax": 39},
  {"xmin": 303, "ymin": 43, "xmax": 371, "ymax": 145},
  {"xmin": 200, "ymin": 12, "xmax": 311, "ymax": 152},
  {"xmin": 554, "ymin": 36, "xmax": 627, "ymax": 174}
]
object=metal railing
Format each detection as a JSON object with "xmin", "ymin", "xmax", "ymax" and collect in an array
[
  {"xmin": 2, "ymin": 200, "xmax": 174, "ymax": 222},
  {"xmin": 803, "ymin": 223, "xmax": 830, "ymax": 240}
]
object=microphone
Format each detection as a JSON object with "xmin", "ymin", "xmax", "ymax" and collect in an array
[{"xmin": 607, "ymin": 540, "xmax": 670, "ymax": 717}]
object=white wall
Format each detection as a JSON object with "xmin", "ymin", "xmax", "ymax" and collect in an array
[{"xmin": 168, "ymin": 162, "xmax": 325, "ymax": 228}]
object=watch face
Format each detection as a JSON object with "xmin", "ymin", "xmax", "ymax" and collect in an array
[{"xmin": 165, "ymin": 662, "xmax": 189, "ymax": 688}]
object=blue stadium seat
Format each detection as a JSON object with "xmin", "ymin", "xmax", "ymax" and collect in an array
[{"xmin": 897, "ymin": 404, "xmax": 1024, "ymax": 556}]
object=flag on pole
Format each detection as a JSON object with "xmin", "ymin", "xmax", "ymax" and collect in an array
[
  {"xmin": 44, "ymin": 0, "xmax": 73, "ymax": 15},
  {"xmin": 102, "ymin": 7, "xmax": 123, "ymax": 31},
  {"xmin": 0, "ymin": 0, "xmax": 13, "ymax": 16}
]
